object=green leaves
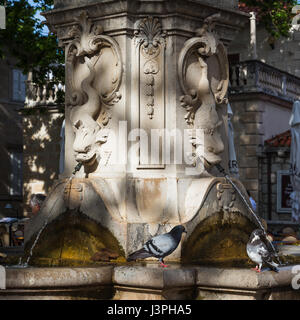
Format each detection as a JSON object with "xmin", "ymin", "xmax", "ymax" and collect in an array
[
  {"xmin": 0, "ymin": 0, "xmax": 63, "ymax": 85},
  {"xmin": 240, "ymin": 0, "xmax": 298, "ymax": 40}
]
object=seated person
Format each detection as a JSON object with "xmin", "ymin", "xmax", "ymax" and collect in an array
[
  {"xmin": 0, "ymin": 225, "xmax": 9, "ymax": 247},
  {"xmin": 30, "ymin": 193, "xmax": 46, "ymax": 217}
]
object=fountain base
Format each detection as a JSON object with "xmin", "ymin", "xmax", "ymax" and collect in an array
[{"xmin": 1, "ymin": 264, "xmax": 300, "ymax": 300}]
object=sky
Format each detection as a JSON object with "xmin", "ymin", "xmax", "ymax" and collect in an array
[{"xmin": 28, "ymin": 0, "xmax": 49, "ymax": 35}]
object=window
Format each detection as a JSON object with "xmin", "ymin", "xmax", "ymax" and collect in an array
[
  {"xmin": 9, "ymin": 151, "xmax": 23, "ymax": 196},
  {"xmin": 12, "ymin": 69, "xmax": 26, "ymax": 102}
]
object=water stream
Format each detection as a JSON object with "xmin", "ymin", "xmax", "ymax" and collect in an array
[
  {"xmin": 215, "ymin": 164, "xmax": 282, "ymax": 265},
  {"xmin": 17, "ymin": 162, "xmax": 83, "ymax": 267}
]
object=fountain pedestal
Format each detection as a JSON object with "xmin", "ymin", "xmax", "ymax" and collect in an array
[
  {"xmin": 23, "ymin": 0, "xmax": 259, "ymax": 268},
  {"xmin": 0, "ymin": 1, "xmax": 296, "ymax": 300}
]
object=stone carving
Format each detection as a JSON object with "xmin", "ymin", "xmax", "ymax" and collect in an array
[
  {"xmin": 178, "ymin": 14, "xmax": 229, "ymax": 169},
  {"xmin": 134, "ymin": 17, "xmax": 166, "ymax": 119},
  {"xmin": 64, "ymin": 182, "xmax": 83, "ymax": 210},
  {"xmin": 66, "ymin": 11, "xmax": 122, "ymax": 171},
  {"xmin": 216, "ymin": 183, "xmax": 236, "ymax": 211}
]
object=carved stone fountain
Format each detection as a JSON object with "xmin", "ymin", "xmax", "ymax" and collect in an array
[{"xmin": 1, "ymin": 0, "xmax": 299, "ymax": 300}]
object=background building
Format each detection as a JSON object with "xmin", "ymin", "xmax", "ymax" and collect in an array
[
  {"xmin": 0, "ymin": 56, "xmax": 26, "ymax": 218},
  {"xmin": 228, "ymin": 13, "xmax": 300, "ymax": 231}
]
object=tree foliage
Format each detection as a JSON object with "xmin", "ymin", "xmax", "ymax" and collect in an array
[
  {"xmin": 0, "ymin": 0, "xmax": 64, "ymax": 84},
  {"xmin": 239, "ymin": 0, "xmax": 298, "ymax": 40}
]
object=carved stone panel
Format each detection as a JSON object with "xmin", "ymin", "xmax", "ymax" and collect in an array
[
  {"xmin": 134, "ymin": 17, "xmax": 166, "ymax": 168},
  {"xmin": 65, "ymin": 11, "xmax": 122, "ymax": 174},
  {"xmin": 178, "ymin": 14, "xmax": 229, "ymax": 171}
]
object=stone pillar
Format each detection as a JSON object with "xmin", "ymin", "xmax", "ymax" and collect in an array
[
  {"xmin": 250, "ymin": 12, "xmax": 257, "ymax": 60},
  {"xmin": 24, "ymin": 1, "xmax": 258, "ymax": 267}
]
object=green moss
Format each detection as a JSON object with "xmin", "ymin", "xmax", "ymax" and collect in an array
[
  {"xmin": 24, "ymin": 210, "xmax": 125, "ymax": 267},
  {"xmin": 182, "ymin": 211, "xmax": 257, "ymax": 267}
]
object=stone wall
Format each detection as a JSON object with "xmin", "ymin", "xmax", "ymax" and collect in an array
[
  {"xmin": 54, "ymin": 0, "xmax": 239, "ymax": 10},
  {"xmin": 229, "ymin": 23, "xmax": 300, "ymax": 78},
  {"xmin": 229, "ymin": 94, "xmax": 292, "ymax": 206},
  {"xmin": 22, "ymin": 109, "xmax": 64, "ymax": 217}
]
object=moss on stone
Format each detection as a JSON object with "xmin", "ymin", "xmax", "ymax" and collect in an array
[
  {"xmin": 182, "ymin": 211, "xmax": 257, "ymax": 267},
  {"xmin": 24, "ymin": 210, "xmax": 125, "ymax": 267}
]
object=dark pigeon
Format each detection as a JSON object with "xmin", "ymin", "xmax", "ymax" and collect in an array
[
  {"xmin": 247, "ymin": 229, "xmax": 279, "ymax": 273},
  {"xmin": 127, "ymin": 225, "xmax": 187, "ymax": 268}
]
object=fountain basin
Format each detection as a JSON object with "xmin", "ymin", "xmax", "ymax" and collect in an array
[
  {"xmin": 0, "ymin": 266, "xmax": 114, "ymax": 300},
  {"xmin": 1, "ymin": 264, "xmax": 300, "ymax": 300}
]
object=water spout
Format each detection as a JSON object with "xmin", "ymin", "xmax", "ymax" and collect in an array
[{"xmin": 72, "ymin": 162, "xmax": 83, "ymax": 175}]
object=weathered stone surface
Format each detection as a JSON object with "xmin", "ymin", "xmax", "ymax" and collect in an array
[
  {"xmin": 22, "ymin": 0, "xmax": 254, "ymax": 271},
  {"xmin": 113, "ymin": 265, "xmax": 196, "ymax": 289},
  {"xmin": 1, "ymin": 264, "xmax": 300, "ymax": 300},
  {"xmin": 240, "ymin": 112, "xmax": 263, "ymax": 124},
  {"xmin": 0, "ymin": 266, "xmax": 5, "ymax": 290},
  {"xmin": 24, "ymin": 177, "xmax": 262, "ymax": 266},
  {"xmin": 244, "ymin": 123, "xmax": 264, "ymax": 135},
  {"xmin": 6, "ymin": 266, "xmax": 113, "ymax": 288},
  {"xmin": 239, "ymin": 135, "xmax": 262, "ymax": 146}
]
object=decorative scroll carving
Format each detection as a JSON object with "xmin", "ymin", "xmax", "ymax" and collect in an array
[
  {"xmin": 134, "ymin": 17, "xmax": 166, "ymax": 119},
  {"xmin": 66, "ymin": 11, "xmax": 122, "ymax": 171},
  {"xmin": 217, "ymin": 183, "xmax": 236, "ymax": 211},
  {"xmin": 178, "ymin": 13, "xmax": 229, "ymax": 169}
]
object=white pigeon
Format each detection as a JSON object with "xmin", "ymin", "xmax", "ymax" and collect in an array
[
  {"xmin": 247, "ymin": 229, "xmax": 279, "ymax": 273},
  {"xmin": 127, "ymin": 225, "xmax": 187, "ymax": 268}
]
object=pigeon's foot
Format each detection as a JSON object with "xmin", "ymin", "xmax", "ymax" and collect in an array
[{"xmin": 159, "ymin": 262, "xmax": 169, "ymax": 268}]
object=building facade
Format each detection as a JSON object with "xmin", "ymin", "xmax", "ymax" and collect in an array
[{"xmin": 0, "ymin": 57, "xmax": 26, "ymax": 218}]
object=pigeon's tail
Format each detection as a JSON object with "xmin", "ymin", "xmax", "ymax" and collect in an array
[
  {"xmin": 127, "ymin": 248, "xmax": 152, "ymax": 262},
  {"xmin": 267, "ymin": 261, "xmax": 280, "ymax": 273}
]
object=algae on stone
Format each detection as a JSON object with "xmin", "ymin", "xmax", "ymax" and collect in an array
[{"xmin": 24, "ymin": 210, "xmax": 125, "ymax": 267}]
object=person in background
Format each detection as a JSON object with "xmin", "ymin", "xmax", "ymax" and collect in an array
[
  {"xmin": 247, "ymin": 189, "xmax": 257, "ymax": 212},
  {"xmin": 30, "ymin": 193, "xmax": 46, "ymax": 217},
  {"xmin": 0, "ymin": 225, "xmax": 9, "ymax": 247}
]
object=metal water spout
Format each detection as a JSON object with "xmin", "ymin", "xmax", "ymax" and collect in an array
[{"xmin": 72, "ymin": 162, "xmax": 83, "ymax": 176}]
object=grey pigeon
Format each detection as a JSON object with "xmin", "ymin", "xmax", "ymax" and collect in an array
[
  {"xmin": 247, "ymin": 229, "xmax": 279, "ymax": 273},
  {"xmin": 127, "ymin": 225, "xmax": 187, "ymax": 267}
]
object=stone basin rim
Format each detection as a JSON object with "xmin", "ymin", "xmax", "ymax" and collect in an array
[{"xmin": 1, "ymin": 264, "xmax": 299, "ymax": 291}]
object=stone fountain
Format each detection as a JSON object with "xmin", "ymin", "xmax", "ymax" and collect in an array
[{"xmin": 1, "ymin": 0, "xmax": 300, "ymax": 300}]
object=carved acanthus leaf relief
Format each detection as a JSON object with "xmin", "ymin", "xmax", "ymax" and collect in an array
[
  {"xmin": 66, "ymin": 11, "xmax": 122, "ymax": 170},
  {"xmin": 134, "ymin": 17, "xmax": 166, "ymax": 119},
  {"xmin": 134, "ymin": 16, "xmax": 167, "ymax": 58},
  {"xmin": 67, "ymin": 11, "xmax": 122, "ymax": 108},
  {"xmin": 178, "ymin": 13, "xmax": 229, "ymax": 168}
]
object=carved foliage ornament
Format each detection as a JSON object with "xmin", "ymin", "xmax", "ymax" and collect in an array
[
  {"xmin": 178, "ymin": 14, "xmax": 229, "ymax": 168},
  {"xmin": 178, "ymin": 14, "xmax": 229, "ymax": 126},
  {"xmin": 67, "ymin": 11, "xmax": 122, "ymax": 108},
  {"xmin": 66, "ymin": 11, "xmax": 122, "ymax": 168},
  {"xmin": 134, "ymin": 17, "xmax": 166, "ymax": 119}
]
